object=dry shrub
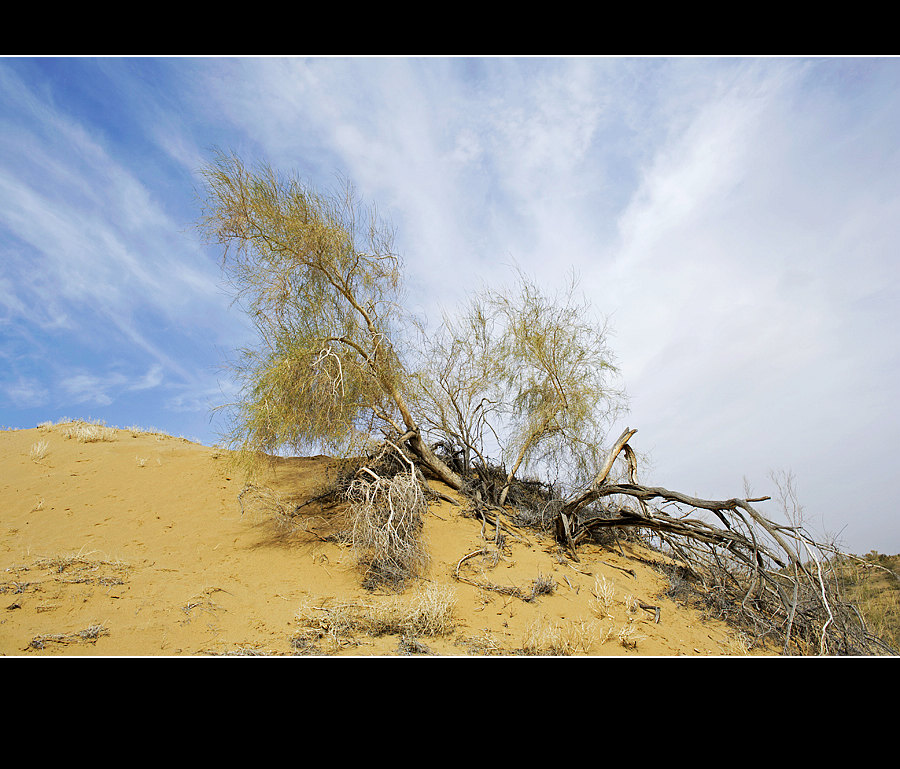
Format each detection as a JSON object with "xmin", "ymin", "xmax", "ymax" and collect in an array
[
  {"xmin": 368, "ymin": 583, "xmax": 457, "ymax": 636},
  {"xmin": 30, "ymin": 440, "xmax": 49, "ymax": 462},
  {"xmin": 58, "ymin": 419, "xmax": 117, "ymax": 443},
  {"xmin": 523, "ymin": 616, "xmax": 598, "ymax": 655},
  {"xmin": 28, "ymin": 623, "xmax": 110, "ymax": 650},
  {"xmin": 237, "ymin": 483, "xmax": 303, "ymax": 532},
  {"xmin": 617, "ymin": 619, "xmax": 645, "ymax": 650},
  {"xmin": 293, "ymin": 599, "xmax": 364, "ymax": 654},
  {"xmin": 590, "ymin": 574, "xmax": 616, "ymax": 618},
  {"xmin": 293, "ymin": 584, "xmax": 457, "ymax": 654},
  {"xmin": 345, "ymin": 464, "xmax": 429, "ymax": 590},
  {"xmin": 527, "ymin": 573, "xmax": 556, "ymax": 600},
  {"xmin": 405, "ymin": 583, "xmax": 457, "ymax": 635}
]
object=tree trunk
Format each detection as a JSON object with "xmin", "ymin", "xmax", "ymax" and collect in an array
[
  {"xmin": 407, "ymin": 431, "xmax": 465, "ymax": 491},
  {"xmin": 561, "ymin": 427, "xmax": 637, "ymax": 518}
]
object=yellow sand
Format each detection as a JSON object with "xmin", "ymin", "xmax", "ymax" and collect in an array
[{"xmin": 1, "ymin": 423, "xmax": 758, "ymax": 656}]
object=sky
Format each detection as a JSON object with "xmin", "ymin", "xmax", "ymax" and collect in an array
[{"xmin": 2, "ymin": 56, "xmax": 899, "ymax": 555}]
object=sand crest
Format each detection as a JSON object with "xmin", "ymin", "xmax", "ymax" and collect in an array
[{"xmin": 1, "ymin": 423, "xmax": 749, "ymax": 656}]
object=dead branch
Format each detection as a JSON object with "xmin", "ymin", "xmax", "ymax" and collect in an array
[
  {"xmin": 554, "ymin": 427, "xmax": 895, "ymax": 656},
  {"xmin": 453, "ymin": 548, "xmax": 528, "ymax": 599}
]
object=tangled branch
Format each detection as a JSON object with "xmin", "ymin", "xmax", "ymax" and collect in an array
[
  {"xmin": 555, "ymin": 428, "xmax": 896, "ymax": 656},
  {"xmin": 344, "ymin": 441, "xmax": 430, "ymax": 590}
]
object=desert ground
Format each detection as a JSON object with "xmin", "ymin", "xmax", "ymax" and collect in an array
[{"xmin": 1, "ymin": 421, "xmax": 761, "ymax": 656}]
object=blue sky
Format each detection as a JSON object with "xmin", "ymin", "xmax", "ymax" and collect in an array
[{"xmin": 2, "ymin": 56, "xmax": 899, "ymax": 554}]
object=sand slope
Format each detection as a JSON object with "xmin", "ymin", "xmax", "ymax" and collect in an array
[{"xmin": 1, "ymin": 423, "xmax": 752, "ymax": 656}]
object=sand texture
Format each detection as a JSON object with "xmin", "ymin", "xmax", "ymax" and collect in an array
[{"xmin": 1, "ymin": 423, "xmax": 753, "ymax": 656}]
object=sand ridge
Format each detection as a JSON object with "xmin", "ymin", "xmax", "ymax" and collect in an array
[{"xmin": 1, "ymin": 422, "xmax": 752, "ymax": 656}]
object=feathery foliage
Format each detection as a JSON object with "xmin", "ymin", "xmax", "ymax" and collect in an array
[
  {"xmin": 413, "ymin": 270, "xmax": 625, "ymax": 502},
  {"xmin": 197, "ymin": 151, "xmax": 415, "ymax": 469}
]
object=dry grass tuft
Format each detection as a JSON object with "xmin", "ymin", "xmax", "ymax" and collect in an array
[
  {"xmin": 29, "ymin": 440, "xmax": 50, "ymax": 463},
  {"xmin": 523, "ymin": 616, "xmax": 599, "ymax": 655},
  {"xmin": 590, "ymin": 574, "xmax": 616, "ymax": 618},
  {"xmin": 394, "ymin": 583, "xmax": 457, "ymax": 636},
  {"xmin": 56, "ymin": 419, "xmax": 118, "ymax": 443},
  {"xmin": 292, "ymin": 584, "xmax": 457, "ymax": 654}
]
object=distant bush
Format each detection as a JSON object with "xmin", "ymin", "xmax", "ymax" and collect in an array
[
  {"xmin": 836, "ymin": 553, "xmax": 900, "ymax": 652},
  {"xmin": 42, "ymin": 418, "xmax": 119, "ymax": 443}
]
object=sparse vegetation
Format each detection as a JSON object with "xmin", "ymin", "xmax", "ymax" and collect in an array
[
  {"xmin": 32, "ymin": 418, "xmax": 192, "ymax": 444},
  {"xmin": 523, "ymin": 616, "xmax": 599, "ymax": 655},
  {"xmin": 8, "ymin": 418, "xmax": 896, "ymax": 656},
  {"xmin": 28, "ymin": 623, "xmax": 109, "ymax": 650},
  {"xmin": 291, "ymin": 584, "xmax": 457, "ymax": 654},
  {"xmin": 29, "ymin": 440, "xmax": 49, "ymax": 462},
  {"xmin": 43, "ymin": 418, "xmax": 120, "ymax": 443},
  {"xmin": 3, "ymin": 550, "xmax": 130, "ymax": 596}
]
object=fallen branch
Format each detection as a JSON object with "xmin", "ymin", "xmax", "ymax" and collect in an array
[
  {"xmin": 453, "ymin": 548, "xmax": 551, "ymax": 601},
  {"xmin": 554, "ymin": 427, "xmax": 895, "ymax": 656}
]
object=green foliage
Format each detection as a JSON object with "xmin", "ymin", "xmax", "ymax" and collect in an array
[
  {"xmin": 197, "ymin": 152, "xmax": 413, "ymax": 467},
  {"xmin": 197, "ymin": 152, "xmax": 626, "ymax": 507},
  {"xmin": 414, "ymin": 270, "xmax": 626, "ymax": 501},
  {"xmin": 489, "ymin": 270, "xmax": 625, "ymax": 494}
]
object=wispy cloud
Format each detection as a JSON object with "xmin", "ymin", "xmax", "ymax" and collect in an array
[
  {"xmin": 4, "ymin": 377, "xmax": 50, "ymax": 409},
  {"xmin": 1, "ymin": 56, "xmax": 898, "ymax": 552},
  {"xmin": 0, "ymin": 60, "xmax": 245, "ymax": 419}
]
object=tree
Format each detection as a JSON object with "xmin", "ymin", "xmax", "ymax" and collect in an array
[
  {"xmin": 196, "ymin": 151, "xmax": 462, "ymax": 489},
  {"xmin": 410, "ymin": 291, "xmax": 504, "ymax": 487},
  {"xmin": 412, "ymin": 271, "xmax": 625, "ymax": 506},
  {"xmin": 486, "ymin": 271, "xmax": 624, "ymax": 505}
]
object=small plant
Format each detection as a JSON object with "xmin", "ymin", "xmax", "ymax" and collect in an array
[
  {"xmin": 523, "ymin": 616, "xmax": 598, "ymax": 655},
  {"xmin": 60, "ymin": 419, "xmax": 117, "ymax": 443},
  {"xmin": 590, "ymin": 574, "xmax": 616, "ymax": 618},
  {"xmin": 617, "ymin": 619, "xmax": 645, "ymax": 650},
  {"xmin": 29, "ymin": 440, "xmax": 49, "ymax": 463},
  {"xmin": 527, "ymin": 573, "xmax": 556, "ymax": 601}
]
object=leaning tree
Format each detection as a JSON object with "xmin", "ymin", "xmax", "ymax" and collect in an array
[{"xmin": 196, "ymin": 151, "xmax": 463, "ymax": 490}]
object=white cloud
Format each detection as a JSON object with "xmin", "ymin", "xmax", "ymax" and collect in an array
[
  {"xmin": 129, "ymin": 364, "xmax": 165, "ymax": 392},
  {"xmin": 4, "ymin": 377, "xmax": 50, "ymax": 409},
  {"xmin": 60, "ymin": 372, "xmax": 120, "ymax": 406},
  {"xmin": 3, "ymin": 56, "xmax": 899, "ymax": 552}
]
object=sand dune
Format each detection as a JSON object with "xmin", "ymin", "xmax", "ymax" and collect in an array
[{"xmin": 1, "ymin": 421, "xmax": 753, "ymax": 656}]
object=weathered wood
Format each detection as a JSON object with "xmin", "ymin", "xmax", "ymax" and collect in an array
[{"xmin": 561, "ymin": 427, "xmax": 636, "ymax": 519}]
